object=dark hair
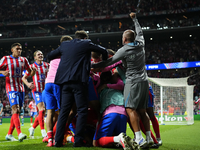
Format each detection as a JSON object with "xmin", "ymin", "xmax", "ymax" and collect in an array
[
  {"xmin": 91, "ymin": 52, "xmax": 101, "ymax": 59},
  {"xmin": 75, "ymin": 30, "xmax": 89, "ymax": 39},
  {"xmin": 11, "ymin": 43, "xmax": 22, "ymax": 49},
  {"xmin": 100, "ymin": 71, "xmax": 112, "ymax": 84},
  {"xmin": 60, "ymin": 35, "xmax": 73, "ymax": 43}
]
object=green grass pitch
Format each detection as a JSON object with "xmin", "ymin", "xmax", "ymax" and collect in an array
[{"xmin": 0, "ymin": 121, "xmax": 200, "ymax": 150}]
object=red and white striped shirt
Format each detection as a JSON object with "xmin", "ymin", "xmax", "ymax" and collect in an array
[
  {"xmin": 0, "ymin": 55, "xmax": 30, "ymax": 92},
  {"xmin": 29, "ymin": 100, "xmax": 37, "ymax": 112},
  {"xmin": 26, "ymin": 62, "xmax": 49, "ymax": 93}
]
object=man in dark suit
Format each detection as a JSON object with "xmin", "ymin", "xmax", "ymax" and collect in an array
[{"xmin": 47, "ymin": 31, "xmax": 108, "ymax": 147}]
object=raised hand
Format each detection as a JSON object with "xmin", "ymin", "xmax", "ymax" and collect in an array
[{"xmin": 129, "ymin": 12, "xmax": 136, "ymax": 19}]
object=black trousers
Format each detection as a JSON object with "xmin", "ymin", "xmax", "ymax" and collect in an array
[{"xmin": 55, "ymin": 82, "xmax": 88, "ymax": 144}]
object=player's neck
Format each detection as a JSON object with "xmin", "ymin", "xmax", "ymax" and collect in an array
[
  {"xmin": 35, "ymin": 60, "xmax": 42, "ymax": 65},
  {"xmin": 12, "ymin": 54, "xmax": 19, "ymax": 58}
]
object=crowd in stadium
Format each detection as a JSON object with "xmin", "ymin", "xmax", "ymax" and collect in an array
[
  {"xmin": 0, "ymin": 0, "xmax": 199, "ymax": 149},
  {"xmin": 0, "ymin": 0, "xmax": 199, "ymax": 22},
  {"xmin": 0, "ymin": 0, "xmax": 200, "ymax": 39}
]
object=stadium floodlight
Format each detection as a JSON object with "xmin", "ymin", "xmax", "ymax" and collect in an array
[
  {"xmin": 0, "ymin": 33, "xmax": 2, "ymax": 36},
  {"xmin": 148, "ymin": 77, "xmax": 194, "ymax": 125},
  {"xmin": 150, "ymin": 38, "xmax": 153, "ymax": 40},
  {"xmin": 189, "ymin": 35, "xmax": 192, "ymax": 37},
  {"xmin": 170, "ymin": 36, "xmax": 173, "ymax": 39}
]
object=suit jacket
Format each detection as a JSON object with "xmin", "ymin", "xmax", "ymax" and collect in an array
[{"xmin": 47, "ymin": 39, "xmax": 108, "ymax": 84}]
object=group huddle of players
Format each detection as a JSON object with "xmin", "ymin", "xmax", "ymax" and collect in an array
[{"xmin": 0, "ymin": 13, "xmax": 162, "ymax": 150}]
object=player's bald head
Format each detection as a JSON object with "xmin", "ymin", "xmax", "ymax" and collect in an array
[{"xmin": 123, "ymin": 30, "xmax": 135, "ymax": 43}]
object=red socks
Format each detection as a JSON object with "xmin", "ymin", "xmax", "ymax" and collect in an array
[
  {"xmin": 33, "ymin": 116, "xmax": 39, "ymax": 129},
  {"xmin": 8, "ymin": 115, "xmax": 15, "ymax": 135},
  {"xmin": 47, "ymin": 131, "xmax": 53, "ymax": 140},
  {"xmin": 12, "ymin": 113, "xmax": 21, "ymax": 136},
  {"xmin": 96, "ymin": 137, "xmax": 114, "ymax": 147},
  {"xmin": 38, "ymin": 110, "xmax": 45, "ymax": 130},
  {"xmin": 30, "ymin": 118, "xmax": 33, "ymax": 124},
  {"xmin": 150, "ymin": 116, "xmax": 161, "ymax": 138},
  {"xmin": 71, "ymin": 136, "xmax": 74, "ymax": 143}
]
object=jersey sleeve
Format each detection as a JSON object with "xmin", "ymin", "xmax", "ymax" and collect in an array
[
  {"xmin": 133, "ymin": 17, "xmax": 144, "ymax": 45},
  {"xmin": 24, "ymin": 57, "xmax": 31, "ymax": 70},
  {"xmin": 25, "ymin": 64, "xmax": 32, "ymax": 76},
  {"xmin": 0, "ymin": 56, "xmax": 7, "ymax": 70}
]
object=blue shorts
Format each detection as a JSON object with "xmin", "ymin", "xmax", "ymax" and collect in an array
[
  {"xmin": 7, "ymin": 91, "xmax": 25, "ymax": 107},
  {"xmin": 93, "ymin": 113, "xmax": 127, "ymax": 140},
  {"xmin": 43, "ymin": 83, "xmax": 61, "ymax": 110},
  {"xmin": 88, "ymin": 77, "xmax": 99, "ymax": 101},
  {"xmin": 32, "ymin": 91, "xmax": 43, "ymax": 105},
  {"xmin": 148, "ymin": 85, "xmax": 155, "ymax": 108},
  {"xmin": 30, "ymin": 111, "xmax": 38, "ymax": 117}
]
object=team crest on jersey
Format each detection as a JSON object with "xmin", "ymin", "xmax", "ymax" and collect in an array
[
  {"xmin": 37, "ymin": 98, "xmax": 40, "ymax": 101},
  {"xmin": 11, "ymin": 99, "xmax": 14, "ymax": 103},
  {"xmin": 16, "ymin": 67, "xmax": 21, "ymax": 74},
  {"xmin": 40, "ymin": 74, "xmax": 46, "ymax": 79}
]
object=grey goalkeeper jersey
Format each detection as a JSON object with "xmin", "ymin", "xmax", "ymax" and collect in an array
[{"xmin": 92, "ymin": 18, "xmax": 148, "ymax": 83}]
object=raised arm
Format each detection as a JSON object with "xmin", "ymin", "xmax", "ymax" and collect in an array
[{"xmin": 130, "ymin": 12, "xmax": 144, "ymax": 44}]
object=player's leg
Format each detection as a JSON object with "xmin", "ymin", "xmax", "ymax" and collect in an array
[
  {"xmin": 124, "ymin": 82, "xmax": 151, "ymax": 148},
  {"xmin": 46, "ymin": 109, "xmax": 55, "ymax": 147},
  {"xmin": 137, "ymin": 81, "xmax": 154, "ymax": 148},
  {"xmin": 20, "ymin": 108, "xmax": 24, "ymax": 126},
  {"xmin": 30, "ymin": 112, "xmax": 33, "ymax": 126},
  {"xmin": 0, "ymin": 116, "xmax": 2, "ymax": 125},
  {"xmin": 18, "ymin": 92, "xmax": 27, "ymax": 141},
  {"xmin": 6, "ymin": 91, "xmax": 26, "ymax": 142},
  {"xmin": 34, "ymin": 92, "xmax": 47, "ymax": 138},
  {"xmin": 45, "ymin": 83, "xmax": 61, "ymax": 147},
  {"xmin": 146, "ymin": 107, "xmax": 162, "ymax": 145}
]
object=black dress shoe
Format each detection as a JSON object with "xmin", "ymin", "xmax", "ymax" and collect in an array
[{"xmin": 54, "ymin": 141, "xmax": 63, "ymax": 147}]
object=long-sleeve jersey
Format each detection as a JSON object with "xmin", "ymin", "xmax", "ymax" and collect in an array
[
  {"xmin": 92, "ymin": 18, "xmax": 148, "ymax": 84},
  {"xmin": 0, "ymin": 55, "xmax": 30, "ymax": 92}
]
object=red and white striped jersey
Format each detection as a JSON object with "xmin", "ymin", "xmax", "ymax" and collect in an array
[
  {"xmin": 0, "ymin": 55, "xmax": 30, "ymax": 92},
  {"xmin": 29, "ymin": 100, "xmax": 37, "ymax": 112},
  {"xmin": 26, "ymin": 62, "xmax": 49, "ymax": 93}
]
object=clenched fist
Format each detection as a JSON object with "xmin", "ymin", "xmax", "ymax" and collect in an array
[{"xmin": 129, "ymin": 12, "xmax": 136, "ymax": 19}]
